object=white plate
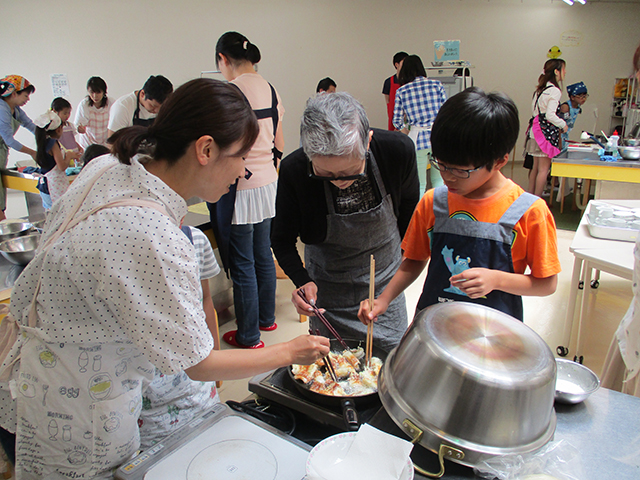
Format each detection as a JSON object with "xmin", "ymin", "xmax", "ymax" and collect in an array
[{"xmin": 305, "ymin": 431, "xmax": 414, "ymax": 480}]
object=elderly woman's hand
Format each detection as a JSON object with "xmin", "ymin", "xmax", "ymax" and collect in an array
[
  {"xmin": 292, "ymin": 282, "xmax": 325, "ymax": 317},
  {"xmin": 287, "ymin": 334, "xmax": 331, "ymax": 365}
]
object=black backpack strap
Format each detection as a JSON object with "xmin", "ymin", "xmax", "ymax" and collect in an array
[{"xmin": 252, "ymin": 84, "xmax": 280, "ymax": 168}]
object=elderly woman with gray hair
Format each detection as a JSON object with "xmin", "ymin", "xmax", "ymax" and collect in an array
[{"xmin": 272, "ymin": 92, "xmax": 420, "ymax": 351}]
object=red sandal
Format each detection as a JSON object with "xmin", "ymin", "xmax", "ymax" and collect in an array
[
  {"xmin": 222, "ymin": 331, "xmax": 264, "ymax": 349},
  {"xmin": 259, "ymin": 323, "xmax": 278, "ymax": 332}
]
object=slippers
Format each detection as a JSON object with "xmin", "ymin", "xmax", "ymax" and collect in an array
[
  {"xmin": 259, "ymin": 322, "xmax": 278, "ymax": 332},
  {"xmin": 223, "ymin": 331, "xmax": 264, "ymax": 349}
]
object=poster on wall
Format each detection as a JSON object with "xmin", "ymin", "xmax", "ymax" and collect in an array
[
  {"xmin": 50, "ymin": 74, "xmax": 70, "ymax": 98},
  {"xmin": 434, "ymin": 40, "xmax": 460, "ymax": 62}
]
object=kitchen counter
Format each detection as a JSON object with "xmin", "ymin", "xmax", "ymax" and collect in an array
[
  {"xmin": 369, "ymin": 386, "xmax": 640, "ymax": 479},
  {"xmin": 551, "ymin": 150, "xmax": 640, "ymax": 203}
]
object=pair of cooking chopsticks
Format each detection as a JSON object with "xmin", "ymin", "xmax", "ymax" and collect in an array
[
  {"xmin": 298, "ymin": 289, "xmax": 349, "ymax": 350},
  {"xmin": 366, "ymin": 255, "xmax": 375, "ymax": 366},
  {"xmin": 310, "ymin": 328, "xmax": 338, "ymax": 382}
]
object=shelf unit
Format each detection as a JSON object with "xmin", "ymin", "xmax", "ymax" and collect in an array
[{"xmin": 609, "ymin": 76, "xmax": 639, "ymax": 136}]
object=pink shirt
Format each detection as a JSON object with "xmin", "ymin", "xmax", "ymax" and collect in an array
[{"xmin": 232, "ymin": 73, "xmax": 284, "ymax": 191}]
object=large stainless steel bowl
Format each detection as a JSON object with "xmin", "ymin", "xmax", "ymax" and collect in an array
[
  {"xmin": 0, "ymin": 233, "xmax": 41, "ymax": 265},
  {"xmin": 0, "ymin": 220, "xmax": 33, "ymax": 243},
  {"xmin": 379, "ymin": 303, "xmax": 557, "ymax": 471}
]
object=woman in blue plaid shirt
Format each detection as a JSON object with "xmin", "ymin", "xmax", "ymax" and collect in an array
[{"xmin": 393, "ymin": 55, "xmax": 447, "ymax": 193}]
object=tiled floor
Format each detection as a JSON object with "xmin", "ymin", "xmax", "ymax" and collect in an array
[{"xmin": 217, "ymin": 164, "xmax": 634, "ymax": 402}]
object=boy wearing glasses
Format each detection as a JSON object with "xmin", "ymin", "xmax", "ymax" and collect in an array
[{"xmin": 359, "ymin": 87, "xmax": 560, "ymax": 323}]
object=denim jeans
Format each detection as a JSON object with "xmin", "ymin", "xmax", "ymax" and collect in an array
[{"xmin": 228, "ymin": 218, "xmax": 276, "ymax": 345}]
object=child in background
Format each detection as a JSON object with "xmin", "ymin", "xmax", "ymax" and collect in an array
[
  {"xmin": 78, "ymin": 143, "xmax": 109, "ymax": 168},
  {"xmin": 74, "ymin": 76, "xmax": 112, "ymax": 148},
  {"xmin": 558, "ymin": 81, "xmax": 588, "ymax": 152},
  {"xmin": 51, "ymin": 97, "xmax": 83, "ymax": 156},
  {"xmin": 359, "ymin": 87, "xmax": 561, "ymax": 324},
  {"xmin": 139, "ymin": 225, "xmax": 221, "ymax": 447},
  {"xmin": 33, "ymin": 111, "xmax": 80, "ymax": 209}
]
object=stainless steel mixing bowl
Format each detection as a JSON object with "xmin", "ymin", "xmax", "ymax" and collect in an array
[
  {"xmin": 555, "ymin": 359, "xmax": 600, "ymax": 404},
  {"xmin": 618, "ymin": 145, "xmax": 640, "ymax": 160},
  {"xmin": 379, "ymin": 302, "xmax": 557, "ymax": 471},
  {"xmin": 0, "ymin": 233, "xmax": 41, "ymax": 265},
  {"xmin": 0, "ymin": 220, "xmax": 33, "ymax": 243}
]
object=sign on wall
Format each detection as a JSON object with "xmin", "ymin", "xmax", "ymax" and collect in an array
[{"xmin": 434, "ymin": 40, "xmax": 460, "ymax": 62}]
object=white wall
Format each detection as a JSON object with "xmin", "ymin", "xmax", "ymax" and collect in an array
[{"xmin": 2, "ymin": 0, "xmax": 639, "ymax": 165}]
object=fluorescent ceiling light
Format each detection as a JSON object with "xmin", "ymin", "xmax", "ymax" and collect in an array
[
  {"xmin": 575, "ymin": 0, "xmax": 586, "ymax": 4},
  {"xmin": 563, "ymin": 0, "xmax": 574, "ymax": 4}
]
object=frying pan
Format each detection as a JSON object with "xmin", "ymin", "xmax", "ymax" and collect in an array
[{"xmin": 288, "ymin": 338, "xmax": 387, "ymax": 431}]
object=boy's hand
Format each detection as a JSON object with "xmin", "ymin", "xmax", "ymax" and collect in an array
[
  {"xmin": 357, "ymin": 297, "xmax": 390, "ymax": 325},
  {"xmin": 450, "ymin": 268, "xmax": 498, "ymax": 299}
]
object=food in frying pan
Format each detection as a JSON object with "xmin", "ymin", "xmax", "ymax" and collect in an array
[{"xmin": 292, "ymin": 350, "xmax": 383, "ymax": 396}]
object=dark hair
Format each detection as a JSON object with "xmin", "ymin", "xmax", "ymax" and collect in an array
[
  {"xmin": 141, "ymin": 75, "xmax": 173, "ymax": 103},
  {"xmin": 51, "ymin": 97, "xmax": 71, "ymax": 112},
  {"xmin": 535, "ymin": 59, "xmax": 566, "ymax": 95},
  {"xmin": 35, "ymin": 125, "xmax": 60, "ymax": 168},
  {"xmin": 110, "ymin": 78, "xmax": 259, "ymax": 167},
  {"xmin": 393, "ymin": 52, "xmax": 408, "ymax": 66},
  {"xmin": 80, "ymin": 144, "xmax": 110, "ymax": 167},
  {"xmin": 634, "ymin": 43, "xmax": 640, "ymax": 74},
  {"xmin": 431, "ymin": 87, "xmax": 519, "ymax": 170},
  {"xmin": 215, "ymin": 31, "xmax": 261, "ymax": 68},
  {"xmin": 86, "ymin": 76, "xmax": 108, "ymax": 108},
  {"xmin": 316, "ymin": 77, "xmax": 336, "ymax": 93},
  {"xmin": 17, "ymin": 85, "xmax": 35, "ymax": 95},
  {"xmin": 398, "ymin": 55, "xmax": 427, "ymax": 86}
]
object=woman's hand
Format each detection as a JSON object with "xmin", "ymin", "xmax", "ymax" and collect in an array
[
  {"xmin": 286, "ymin": 334, "xmax": 330, "ymax": 365},
  {"xmin": 357, "ymin": 297, "xmax": 389, "ymax": 326},
  {"xmin": 291, "ymin": 282, "xmax": 325, "ymax": 317}
]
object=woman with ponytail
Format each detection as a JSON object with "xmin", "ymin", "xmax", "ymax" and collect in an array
[
  {"xmin": 209, "ymin": 31, "xmax": 285, "ymax": 349},
  {"xmin": 525, "ymin": 58, "xmax": 568, "ymax": 197},
  {"xmin": 0, "ymin": 78, "xmax": 328, "ymax": 479}
]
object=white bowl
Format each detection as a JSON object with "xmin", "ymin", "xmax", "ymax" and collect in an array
[{"xmin": 306, "ymin": 431, "xmax": 414, "ymax": 480}]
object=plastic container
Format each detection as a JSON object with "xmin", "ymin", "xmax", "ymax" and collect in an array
[{"xmin": 586, "ymin": 201, "xmax": 639, "ymax": 242}]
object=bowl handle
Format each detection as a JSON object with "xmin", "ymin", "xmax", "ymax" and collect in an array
[{"xmin": 401, "ymin": 418, "xmax": 465, "ymax": 479}]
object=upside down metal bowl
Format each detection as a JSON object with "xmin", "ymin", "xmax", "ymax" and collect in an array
[
  {"xmin": 0, "ymin": 233, "xmax": 41, "ymax": 265},
  {"xmin": 379, "ymin": 303, "xmax": 557, "ymax": 470}
]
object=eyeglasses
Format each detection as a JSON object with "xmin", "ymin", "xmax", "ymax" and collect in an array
[
  {"xmin": 307, "ymin": 154, "xmax": 368, "ymax": 182},
  {"xmin": 429, "ymin": 157, "xmax": 483, "ymax": 179}
]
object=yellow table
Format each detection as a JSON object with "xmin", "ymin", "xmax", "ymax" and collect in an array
[{"xmin": 551, "ymin": 150, "xmax": 640, "ymax": 210}]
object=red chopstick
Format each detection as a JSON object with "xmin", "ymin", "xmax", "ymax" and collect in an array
[{"xmin": 298, "ymin": 289, "xmax": 349, "ymax": 350}]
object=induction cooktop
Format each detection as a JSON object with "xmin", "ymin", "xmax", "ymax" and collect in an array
[{"xmin": 115, "ymin": 403, "xmax": 311, "ymax": 480}]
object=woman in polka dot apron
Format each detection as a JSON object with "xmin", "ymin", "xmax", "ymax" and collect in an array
[{"xmin": 0, "ymin": 79, "xmax": 329, "ymax": 479}]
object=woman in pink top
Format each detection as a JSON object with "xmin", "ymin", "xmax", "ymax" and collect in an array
[{"xmin": 211, "ymin": 31, "xmax": 285, "ymax": 348}]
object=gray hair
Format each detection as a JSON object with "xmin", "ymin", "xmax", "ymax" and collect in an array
[{"xmin": 301, "ymin": 92, "xmax": 370, "ymax": 159}]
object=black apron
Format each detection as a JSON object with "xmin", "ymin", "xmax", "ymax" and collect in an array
[
  {"xmin": 132, "ymin": 91, "xmax": 155, "ymax": 127},
  {"xmin": 417, "ymin": 186, "xmax": 538, "ymax": 321},
  {"xmin": 305, "ymin": 153, "xmax": 407, "ymax": 352}
]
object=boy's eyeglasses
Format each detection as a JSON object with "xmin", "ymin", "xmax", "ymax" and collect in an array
[
  {"xmin": 307, "ymin": 154, "xmax": 368, "ymax": 182},
  {"xmin": 429, "ymin": 158, "xmax": 483, "ymax": 179}
]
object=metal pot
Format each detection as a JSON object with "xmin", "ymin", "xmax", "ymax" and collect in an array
[{"xmin": 379, "ymin": 303, "xmax": 556, "ymax": 475}]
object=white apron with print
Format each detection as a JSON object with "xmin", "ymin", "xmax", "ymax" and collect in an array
[{"xmin": 12, "ymin": 333, "xmax": 154, "ymax": 479}]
